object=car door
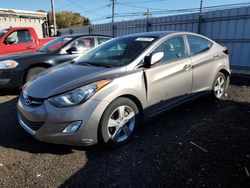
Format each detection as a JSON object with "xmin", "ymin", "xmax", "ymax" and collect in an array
[
  {"xmin": 144, "ymin": 35, "xmax": 192, "ymax": 115},
  {"xmin": 59, "ymin": 37, "xmax": 95, "ymax": 63},
  {"xmin": 186, "ymin": 35, "xmax": 214, "ymax": 93},
  {"xmin": 3, "ymin": 29, "xmax": 34, "ymax": 54}
]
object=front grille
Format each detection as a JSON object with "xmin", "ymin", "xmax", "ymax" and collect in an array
[
  {"xmin": 20, "ymin": 92, "xmax": 44, "ymax": 107},
  {"xmin": 19, "ymin": 113, "xmax": 44, "ymax": 132}
]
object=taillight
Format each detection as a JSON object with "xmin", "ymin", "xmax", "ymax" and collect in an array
[{"xmin": 223, "ymin": 48, "xmax": 229, "ymax": 55}]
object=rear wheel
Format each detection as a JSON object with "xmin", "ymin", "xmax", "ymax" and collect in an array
[
  {"xmin": 212, "ymin": 72, "xmax": 226, "ymax": 99},
  {"xmin": 99, "ymin": 97, "xmax": 139, "ymax": 147},
  {"xmin": 25, "ymin": 67, "xmax": 47, "ymax": 83}
]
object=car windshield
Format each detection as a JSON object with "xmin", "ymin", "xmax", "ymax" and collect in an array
[
  {"xmin": 75, "ymin": 36, "xmax": 156, "ymax": 67},
  {"xmin": 38, "ymin": 36, "xmax": 73, "ymax": 52},
  {"xmin": 0, "ymin": 28, "xmax": 9, "ymax": 39}
]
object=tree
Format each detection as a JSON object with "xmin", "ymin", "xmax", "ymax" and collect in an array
[{"xmin": 55, "ymin": 11, "xmax": 90, "ymax": 29}]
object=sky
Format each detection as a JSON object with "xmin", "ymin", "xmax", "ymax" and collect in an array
[{"xmin": 0, "ymin": 0, "xmax": 249, "ymax": 24}]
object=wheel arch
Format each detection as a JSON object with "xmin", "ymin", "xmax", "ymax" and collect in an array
[
  {"xmin": 219, "ymin": 68, "xmax": 230, "ymax": 78},
  {"xmin": 97, "ymin": 94, "xmax": 144, "ymax": 146},
  {"xmin": 117, "ymin": 94, "xmax": 144, "ymax": 122},
  {"xmin": 218, "ymin": 68, "xmax": 230, "ymax": 90},
  {"xmin": 23, "ymin": 63, "xmax": 52, "ymax": 84}
]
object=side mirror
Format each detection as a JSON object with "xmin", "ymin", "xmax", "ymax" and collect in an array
[
  {"xmin": 66, "ymin": 47, "xmax": 79, "ymax": 54},
  {"xmin": 144, "ymin": 52, "xmax": 164, "ymax": 67},
  {"xmin": 151, "ymin": 52, "xmax": 164, "ymax": 65},
  {"xmin": 4, "ymin": 37, "xmax": 16, "ymax": 44}
]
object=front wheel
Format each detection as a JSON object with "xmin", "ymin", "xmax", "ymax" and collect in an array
[
  {"xmin": 99, "ymin": 97, "xmax": 139, "ymax": 147},
  {"xmin": 25, "ymin": 67, "xmax": 47, "ymax": 83},
  {"xmin": 212, "ymin": 72, "xmax": 226, "ymax": 99}
]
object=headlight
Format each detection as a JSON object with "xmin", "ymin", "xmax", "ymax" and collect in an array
[
  {"xmin": 0, "ymin": 60, "xmax": 19, "ymax": 69},
  {"xmin": 48, "ymin": 80, "xmax": 111, "ymax": 107}
]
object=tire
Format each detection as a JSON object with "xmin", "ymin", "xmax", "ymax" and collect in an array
[
  {"xmin": 99, "ymin": 97, "xmax": 139, "ymax": 147},
  {"xmin": 212, "ymin": 72, "xmax": 226, "ymax": 99},
  {"xmin": 25, "ymin": 67, "xmax": 47, "ymax": 83}
]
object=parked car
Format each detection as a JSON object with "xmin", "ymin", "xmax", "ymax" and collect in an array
[
  {"xmin": 0, "ymin": 34, "xmax": 112, "ymax": 88},
  {"xmin": 0, "ymin": 27, "xmax": 55, "ymax": 55},
  {"xmin": 17, "ymin": 31, "xmax": 230, "ymax": 147}
]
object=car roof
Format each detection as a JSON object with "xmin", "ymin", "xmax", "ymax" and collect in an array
[
  {"xmin": 61, "ymin": 31, "xmax": 203, "ymax": 40},
  {"xmin": 122, "ymin": 31, "xmax": 177, "ymax": 38},
  {"xmin": 61, "ymin": 34, "xmax": 112, "ymax": 39}
]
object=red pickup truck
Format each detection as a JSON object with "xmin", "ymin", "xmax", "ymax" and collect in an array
[{"xmin": 0, "ymin": 27, "xmax": 54, "ymax": 55}]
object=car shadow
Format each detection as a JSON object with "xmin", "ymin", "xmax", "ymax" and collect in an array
[
  {"xmin": 231, "ymin": 74, "xmax": 250, "ymax": 86},
  {"xmin": 59, "ymin": 97, "xmax": 250, "ymax": 187},
  {"xmin": 0, "ymin": 91, "xmax": 212, "ymax": 156},
  {"xmin": 0, "ymin": 88, "xmax": 21, "ymax": 96},
  {"xmin": 0, "ymin": 94, "xmax": 75, "ymax": 155}
]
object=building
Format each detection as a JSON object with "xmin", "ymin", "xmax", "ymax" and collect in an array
[{"xmin": 0, "ymin": 8, "xmax": 49, "ymax": 38}]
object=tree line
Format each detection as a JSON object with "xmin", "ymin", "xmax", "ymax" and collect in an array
[{"xmin": 48, "ymin": 11, "xmax": 90, "ymax": 29}]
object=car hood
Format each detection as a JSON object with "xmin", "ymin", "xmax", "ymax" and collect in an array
[
  {"xmin": 0, "ymin": 51, "xmax": 49, "ymax": 61},
  {"xmin": 24, "ymin": 64, "xmax": 126, "ymax": 99}
]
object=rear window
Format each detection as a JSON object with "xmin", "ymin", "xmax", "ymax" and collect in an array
[
  {"xmin": 187, "ymin": 35, "xmax": 212, "ymax": 55},
  {"xmin": 97, "ymin": 37, "xmax": 111, "ymax": 45}
]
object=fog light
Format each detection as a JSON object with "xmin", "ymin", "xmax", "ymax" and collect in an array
[{"xmin": 63, "ymin": 121, "xmax": 82, "ymax": 133}]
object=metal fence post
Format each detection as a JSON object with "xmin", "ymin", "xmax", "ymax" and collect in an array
[
  {"xmin": 198, "ymin": 0, "xmax": 203, "ymax": 34},
  {"xmin": 112, "ymin": 24, "xmax": 115, "ymax": 37},
  {"xmin": 88, "ymin": 26, "xmax": 91, "ymax": 34}
]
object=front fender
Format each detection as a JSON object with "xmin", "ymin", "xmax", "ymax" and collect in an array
[{"xmin": 93, "ymin": 70, "xmax": 148, "ymax": 111}]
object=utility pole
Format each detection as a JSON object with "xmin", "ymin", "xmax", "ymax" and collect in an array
[
  {"xmin": 51, "ymin": 0, "xmax": 57, "ymax": 36},
  {"xmin": 198, "ymin": 0, "xmax": 203, "ymax": 34},
  {"xmin": 111, "ymin": 0, "xmax": 115, "ymax": 36},
  {"xmin": 111, "ymin": 0, "xmax": 115, "ymax": 24},
  {"xmin": 144, "ymin": 9, "xmax": 150, "ymax": 32},
  {"xmin": 146, "ymin": 9, "xmax": 149, "ymax": 20}
]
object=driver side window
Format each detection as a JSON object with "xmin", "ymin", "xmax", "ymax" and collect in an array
[
  {"xmin": 152, "ymin": 36, "xmax": 186, "ymax": 64},
  {"xmin": 6, "ymin": 30, "xmax": 32, "ymax": 44}
]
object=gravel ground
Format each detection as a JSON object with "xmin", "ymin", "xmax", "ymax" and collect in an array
[{"xmin": 0, "ymin": 75, "xmax": 249, "ymax": 188}]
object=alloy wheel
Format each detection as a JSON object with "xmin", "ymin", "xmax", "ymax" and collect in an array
[
  {"xmin": 214, "ymin": 76, "xmax": 225, "ymax": 99},
  {"xmin": 107, "ymin": 105, "xmax": 135, "ymax": 143}
]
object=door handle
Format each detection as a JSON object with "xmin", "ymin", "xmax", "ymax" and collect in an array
[
  {"xmin": 214, "ymin": 54, "xmax": 219, "ymax": 59},
  {"xmin": 183, "ymin": 64, "xmax": 192, "ymax": 71},
  {"xmin": 27, "ymin": 46, "xmax": 35, "ymax": 49}
]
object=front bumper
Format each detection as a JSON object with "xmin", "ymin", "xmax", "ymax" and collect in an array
[{"xmin": 17, "ymin": 96, "xmax": 110, "ymax": 146}]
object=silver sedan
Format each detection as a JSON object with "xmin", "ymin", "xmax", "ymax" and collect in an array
[{"xmin": 17, "ymin": 31, "xmax": 230, "ymax": 147}]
